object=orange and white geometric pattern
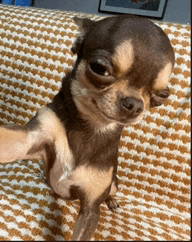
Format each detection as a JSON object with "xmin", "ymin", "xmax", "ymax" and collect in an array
[{"xmin": 0, "ymin": 4, "xmax": 190, "ymax": 241}]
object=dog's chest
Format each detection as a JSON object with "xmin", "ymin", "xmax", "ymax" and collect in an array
[
  {"xmin": 47, "ymin": 138, "xmax": 74, "ymax": 196},
  {"xmin": 37, "ymin": 107, "xmax": 75, "ymax": 189}
]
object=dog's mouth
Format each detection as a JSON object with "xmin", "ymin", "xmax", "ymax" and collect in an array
[
  {"xmin": 102, "ymin": 110, "xmax": 144, "ymax": 125},
  {"xmin": 92, "ymin": 98, "xmax": 145, "ymax": 126}
]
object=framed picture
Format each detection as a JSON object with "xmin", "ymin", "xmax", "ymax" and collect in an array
[{"xmin": 99, "ymin": 0, "xmax": 168, "ymax": 19}]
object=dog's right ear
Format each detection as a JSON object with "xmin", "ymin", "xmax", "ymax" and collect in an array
[{"xmin": 72, "ymin": 17, "xmax": 95, "ymax": 54}]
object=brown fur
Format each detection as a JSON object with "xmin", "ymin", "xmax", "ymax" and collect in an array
[{"xmin": 112, "ymin": 40, "xmax": 134, "ymax": 76}]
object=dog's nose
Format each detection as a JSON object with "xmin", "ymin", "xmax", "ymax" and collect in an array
[{"xmin": 121, "ymin": 97, "xmax": 144, "ymax": 117}]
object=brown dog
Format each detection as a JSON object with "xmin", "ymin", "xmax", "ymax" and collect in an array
[{"xmin": 0, "ymin": 15, "xmax": 174, "ymax": 240}]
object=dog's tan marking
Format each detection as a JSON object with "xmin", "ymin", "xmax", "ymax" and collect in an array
[
  {"xmin": 112, "ymin": 40, "xmax": 134, "ymax": 76},
  {"xmin": 72, "ymin": 75, "xmax": 118, "ymax": 133},
  {"xmin": 153, "ymin": 62, "xmax": 173, "ymax": 90},
  {"xmin": 140, "ymin": 87, "xmax": 150, "ymax": 110},
  {"xmin": 36, "ymin": 107, "xmax": 74, "ymax": 185},
  {"xmin": 111, "ymin": 79, "xmax": 142, "ymax": 99},
  {"xmin": 25, "ymin": 107, "xmax": 71, "ymax": 164},
  {"xmin": 36, "ymin": 107, "xmax": 67, "ymax": 143},
  {"xmin": 98, "ymin": 123, "xmax": 117, "ymax": 133},
  {"xmin": 113, "ymin": 78, "xmax": 128, "ymax": 90},
  {"xmin": 72, "ymin": 165, "xmax": 114, "ymax": 204},
  {"xmin": 76, "ymin": 60, "xmax": 92, "ymax": 90}
]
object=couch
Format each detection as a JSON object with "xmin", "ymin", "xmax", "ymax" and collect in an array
[{"xmin": 0, "ymin": 3, "xmax": 190, "ymax": 241}]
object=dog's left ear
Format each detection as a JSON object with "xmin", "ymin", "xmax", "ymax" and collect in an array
[
  {"xmin": 72, "ymin": 17, "xmax": 95, "ymax": 54},
  {"xmin": 150, "ymin": 88, "xmax": 170, "ymax": 107}
]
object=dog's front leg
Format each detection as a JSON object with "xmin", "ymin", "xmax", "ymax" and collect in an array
[
  {"xmin": 0, "ymin": 107, "xmax": 64, "ymax": 164},
  {"xmin": 68, "ymin": 165, "xmax": 113, "ymax": 241},
  {"xmin": 72, "ymin": 200, "xmax": 101, "ymax": 241},
  {"xmin": 0, "ymin": 120, "xmax": 44, "ymax": 163}
]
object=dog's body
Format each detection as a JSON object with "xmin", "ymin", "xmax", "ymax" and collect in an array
[{"xmin": 0, "ymin": 15, "xmax": 174, "ymax": 240}]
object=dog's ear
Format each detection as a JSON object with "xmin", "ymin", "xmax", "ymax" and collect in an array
[
  {"xmin": 72, "ymin": 17, "xmax": 95, "ymax": 54},
  {"xmin": 73, "ymin": 17, "xmax": 95, "ymax": 33},
  {"xmin": 150, "ymin": 88, "xmax": 170, "ymax": 107}
]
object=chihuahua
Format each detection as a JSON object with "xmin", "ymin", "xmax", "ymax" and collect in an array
[{"xmin": 0, "ymin": 15, "xmax": 174, "ymax": 240}]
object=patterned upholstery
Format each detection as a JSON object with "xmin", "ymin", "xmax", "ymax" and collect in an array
[{"xmin": 0, "ymin": 4, "xmax": 190, "ymax": 241}]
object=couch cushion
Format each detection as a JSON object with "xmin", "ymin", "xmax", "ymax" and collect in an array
[{"xmin": 0, "ymin": 4, "xmax": 190, "ymax": 241}]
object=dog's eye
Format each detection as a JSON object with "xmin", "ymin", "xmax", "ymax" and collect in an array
[
  {"xmin": 89, "ymin": 62, "xmax": 109, "ymax": 76},
  {"xmin": 87, "ymin": 58, "xmax": 115, "ymax": 89},
  {"xmin": 88, "ymin": 57, "xmax": 112, "ymax": 77}
]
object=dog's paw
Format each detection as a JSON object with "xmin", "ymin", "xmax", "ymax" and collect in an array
[{"xmin": 105, "ymin": 196, "xmax": 120, "ymax": 210}]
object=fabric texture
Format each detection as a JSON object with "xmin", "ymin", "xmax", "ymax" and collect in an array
[{"xmin": 0, "ymin": 4, "xmax": 190, "ymax": 241}]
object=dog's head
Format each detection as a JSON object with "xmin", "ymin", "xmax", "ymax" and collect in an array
[{"xmin": 71, "ymin": 15, "xmax": 175, "ymax": 126}]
